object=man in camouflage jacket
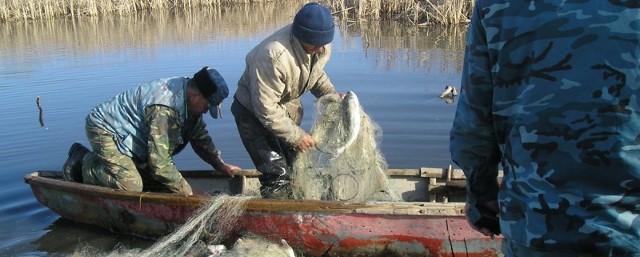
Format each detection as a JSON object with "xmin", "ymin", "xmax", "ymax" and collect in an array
[
  {"xmin": 62, "ymin": 67, "xmax": 240, "ymax": 196},
  {"xmin": 450, "ymin": 1, "xmax": 640, "ymax": 256}
]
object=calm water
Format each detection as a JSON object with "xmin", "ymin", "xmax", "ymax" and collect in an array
[{"xmin": 0, "ymin": 3, "xmax": 466, "ymax": 256}]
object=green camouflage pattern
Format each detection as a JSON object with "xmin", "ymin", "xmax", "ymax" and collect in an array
[
  {"xmin": 188, "ymin": 110, "xmax": 224, "ymax": 167},
  {"xmin": 450, "ymin": 0, "xmax": 640, "ymax": 255},
  {"xmin": 81, "ymin": 105, "xmax": 221, "ymax": 195},
  {"xmin": 143, "ymin": 105, "xmax": 192, "ymax": 194},
  {"xmin": 82, "ymin": 120, "xmax": 144, "ymax": 192}
]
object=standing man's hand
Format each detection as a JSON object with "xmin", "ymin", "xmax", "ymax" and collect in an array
[
  {"xmin": 219, "ymin": 163, "xmax": 241, "ymax": 177},
  {"xmin": 296, "ymin": 134, "xmax": 316, "ymax": 152},
  {"xmin": 465, "ymin": 200, "xmax": 500, "ymax": 237}
]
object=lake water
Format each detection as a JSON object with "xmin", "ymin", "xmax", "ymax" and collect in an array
[{"xmin": 0, "ymin": 3, "xmax": 466, "ymax": 256}]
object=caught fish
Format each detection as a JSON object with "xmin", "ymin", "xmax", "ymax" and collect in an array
[
  {"xmin": 312, "ymin": 91, "xmax": 362, "ymax": 157},
  {"xmin": 217, "ymin": 237, "xmax": 296, "ymax": 257},
  {"xmin": 207, "ymin": 245, "xmax": 226, "ymax": 257},
  {"xmin": 291, "ymin": 90, "xmax": 398, "ymax": 202}
]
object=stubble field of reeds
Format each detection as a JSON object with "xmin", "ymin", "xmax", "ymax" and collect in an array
[{"xmin": 0, "ymin": 0, "xmax": 473, "ymax": 25}]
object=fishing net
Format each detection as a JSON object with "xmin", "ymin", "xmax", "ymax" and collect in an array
[
  {"xmin": 71, "ymin": 195, "xmax": 261, "ymax": 257},
  {"xmin": 291, "ymin": 92, "xmax": 398, "ymax": 202}
]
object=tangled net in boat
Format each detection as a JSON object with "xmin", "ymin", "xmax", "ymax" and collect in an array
[
  {"xmin": 70, "ymin": 195, "xmax": 296, "ymax": 257},
  {"xmin": 291, "ymin": 92, "xmax": 398, "ymax": 202}
]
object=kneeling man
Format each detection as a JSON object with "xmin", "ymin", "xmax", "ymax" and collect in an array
[{"xmin": 62, "ymin": 67, "xmax": 241, "ymax": 196}]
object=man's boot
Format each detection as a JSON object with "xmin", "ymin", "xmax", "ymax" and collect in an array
[
  {"xmin": 258, "ymin": 151, "xmax": 292, "ymax": 199},
  {"xmin": 260, "ymin": 179, "xmax": 292, "ymax": 199},
  {"xmin": 62, "ymin": 143, "xmax": 89, "ymax": 182}
]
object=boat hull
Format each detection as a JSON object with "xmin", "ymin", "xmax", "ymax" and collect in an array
[{"xmin": 26, "ymin": 171, "xmax": 502, "ymax": 257}]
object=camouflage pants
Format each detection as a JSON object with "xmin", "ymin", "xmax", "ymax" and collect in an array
[
  {"xmin": 502, "ymin": 240, "xmax": 640, "ymax": 257},
  {"xmin": 81, "ymin": 120, "xmax": 144, "ymax": 192}
]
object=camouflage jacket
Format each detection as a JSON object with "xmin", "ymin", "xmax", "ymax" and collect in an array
[
  {"xmin": 450, "ymin": 0, "xmax": 640, "ymax": 254},
  {"xmin": 89, "ymin": 77, "xmax": 191, "ymax": 160},
  {"xmin": 88, "ymin": 77, "xmax": 222, "ymax": 193},
  {"xmin": 145, "ymin": 105, "xmax": 221, "ymax": 192}
]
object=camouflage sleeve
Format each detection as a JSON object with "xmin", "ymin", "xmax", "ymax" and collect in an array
[
  {"xmin": 145, "ymin": 105, "xmax": 192, "ymax": 195},
  {"xmin": 189, "ymin": 117, "xmax": 225, "ymax": 170},
  {"xmin": 449, "ymin": 4, "xmax": 500, "ymax": 222}
]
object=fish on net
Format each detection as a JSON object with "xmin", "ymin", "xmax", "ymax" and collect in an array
[
  {"xmin": 291, "ymin": 92, "xmax": 398, "ymax": 202},
  {"xmin": 217, "ymin": 235, "xmax": 296, "ymax": 257}
]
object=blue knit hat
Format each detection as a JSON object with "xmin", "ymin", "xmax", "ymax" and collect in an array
[{"xmin": 292, "ymin": 3, "xmax": 334, "ymax": 46}]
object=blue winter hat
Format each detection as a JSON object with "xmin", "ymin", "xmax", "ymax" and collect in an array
[
  {"xmin": 192, "ymin": 66, "xmax": 229, "ymax": 119},
  {"xmin": 292, "ymin": 2, "xmax": 334, "ymax": 46}
]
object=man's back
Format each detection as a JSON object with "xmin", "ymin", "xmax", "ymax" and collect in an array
[
  {"xmin": 451, "ymin": 1, "xmax": 640, "ymax": 254},
  {"xmin": 88, "ymin": 77, "xmax": 188, "ymax": 160}
]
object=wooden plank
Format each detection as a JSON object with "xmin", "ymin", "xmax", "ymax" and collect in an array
[
  {"xmin": 245, "ymin": 199, "xmax": 465, "ymax": 215},
  {"xmin": 187, "ymin": 167, "xmax": 503, "ymax": 180},
  {"xmin": 387, "ymin": 168, "xmax": 421, "ymax": 176},
  {"xmin": 421, "ymin": 167, "xmax": 504, "ymax": 179},
  {"xmin": 446, "ymin": 218, "xmax": 503, "ymax": 257}
]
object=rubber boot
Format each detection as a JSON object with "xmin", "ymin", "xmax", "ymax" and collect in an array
[
  {"xmin": 62, "ymin": 143, "xmax": 89, "ymax": 182},
  {"xmin": 258, "ymin": 151, "xmax": 292, "ymax": 199}
]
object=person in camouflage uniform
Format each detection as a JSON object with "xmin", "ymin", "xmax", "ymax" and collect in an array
[
  {"xmin": 450, "ymin": 1, "xmax": 640, "ymax": 256},
  {"xmin": 62, "ymin": 67, "xmax": 241, "ymax": 196}
]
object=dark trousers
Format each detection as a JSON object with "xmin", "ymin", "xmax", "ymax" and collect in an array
[{"xmin": 231, "ymin": 99, "xmax": 296, "ymax": 197}]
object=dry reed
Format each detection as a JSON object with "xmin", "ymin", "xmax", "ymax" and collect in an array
[
  {"xmin": 1, "ymin": 0, "xmax": 472, "ymax": 24},
  {"xmin": 327, "ymin": 0, "xmax": 473, "ymax": 25},
  {"xmin": 0, "ymin": 0, "xmax": 275, "ymax": 22}
]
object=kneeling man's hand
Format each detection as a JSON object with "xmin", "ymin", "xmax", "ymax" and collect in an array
[{"xmin": 219, "ymin": 163, "xmax": 241, "ymax": 178}]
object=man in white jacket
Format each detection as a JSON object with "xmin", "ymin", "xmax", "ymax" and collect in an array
[{"xmin": 232, "ymin": 2, "xmax": 337, "ymax": 198}]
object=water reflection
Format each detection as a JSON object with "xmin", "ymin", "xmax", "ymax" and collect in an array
[
  {"xmin": 34, "ymin": 218, "xmax": 151, "ymax": 256},
  {"xmin": 1, "ymin": 7, "xmax": 465, "ymax": 73},
  {"xmin": 339, "ymin": 20, "xmax": 465, "ymax": 72},
  {"xmin": 0, "ymin": 2, "xmax": 305, "ymax": 62}
]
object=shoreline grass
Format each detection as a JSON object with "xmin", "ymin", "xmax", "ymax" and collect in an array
[
  {"xmin": 0, "ymin": 0, "xmax": 274, "ymax": 22},
  {"xmin": 1, "ymin": 0, "xmax": 472, "ymax": 25},
  {"xmin": 327, "ymin": 0, "xmax": 472, "ymax": 25}
]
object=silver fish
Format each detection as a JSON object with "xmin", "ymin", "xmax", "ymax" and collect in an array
[
  {"xmin": 217, "ymin": 237, "xmax": 296, "ymax": 257},
  {"xmin": 313, "ymin": 91, "xmax": 362, "ymax": 157}
]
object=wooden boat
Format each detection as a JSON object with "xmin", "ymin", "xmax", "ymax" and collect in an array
[{"xmin": 24, "ymin": 168, "xmax": 503, "ymax": 257}]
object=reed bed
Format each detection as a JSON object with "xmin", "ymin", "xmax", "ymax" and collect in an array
[
  {"xmin": 1, "ymin": 0, "xmax": 472, "ymax": 24},
  {"xmin": 0, "ymin": 0, "xmax": 275, "ymax": 22},
  {"xmin": 327, "ymin": 0, "xmax": 473, "ymax": 25},
  {"xmin": 2, "ymin": 6, "xmax": 465, "ymax": 73}
]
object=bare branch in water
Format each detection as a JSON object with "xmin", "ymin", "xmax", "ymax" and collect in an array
[{"xmin": 36, "ymin": 96, "xmax": 45, "ymax": 128}]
